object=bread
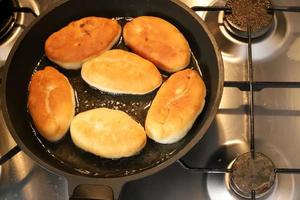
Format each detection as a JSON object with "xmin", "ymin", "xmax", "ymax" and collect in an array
[
  {"xmin": 28, "ymin": 66, "xmax": 75, "ymax": 142},
  {"xmin": 70, "ymin": 108, "xmax": 147, "ymax": 159},
  {"xmin": 81, "ymin": 49, "xmax": 162, "ymax": 95},
  {"xmin": 123, "ymin": 16, "xmax": 191, "ymax": 73},
  {"xmin": 45, "ymin": 17, "xmax": 121, "ymax": 70},
  {"xmin": 145, "ymin": 69, "xmax": 206, "ymax": 144}
]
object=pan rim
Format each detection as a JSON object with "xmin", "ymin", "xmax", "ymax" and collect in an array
[{"xmin": 1, "ymin": 0, "xmax": 224, "ymax": 183}]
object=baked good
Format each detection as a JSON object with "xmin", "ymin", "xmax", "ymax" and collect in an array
[
  {"xmin": 45, "ymin": 17, "xmax": 121, "ymax": 70},
  {"xmin": 81, "ymin": 49, "xmax": 162, "ymax": 94},
  {"xmin": 145, "ymin": 69, "xmax": 206, "ymax": 144},
  {"xmin": 70, "ymin": 108, "xmax": 147, "ymax": 159},
  {"xmin": 123, "ymin": 16, "xmax": 190, "ymax": 73},
  {"xmin": 28, "ymin": 66, "xmax": 75, "ymax": 142}
]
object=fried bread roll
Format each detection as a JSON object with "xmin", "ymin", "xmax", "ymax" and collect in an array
[
  {"xmin": 123, "ymin": 16, "xmax": 190, "ymax": 73},
  {"xmin": 28, "ymin": 67, "xmax": 75, "ymax": 142},
  {"xmin": 145, "ymin": 69, "xmax": 206, "ymax": 144},
  {"xmin": 70, "ymin": 108, "xmax": 147, "ymax": 159},
  {"xmin": 45, "ymin": 17, "xmax": 121, "ymax": 70},
  {"xmin": 81, "ymin": 49, "xmax": 162, "ymax": 94}
]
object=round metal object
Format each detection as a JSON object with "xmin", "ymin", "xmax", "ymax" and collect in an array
[
  {"xmin": 0, "ymin": 0, "xmax": 18, "ymax": 41},
  {"xmin": 224, "ymin": 0, "xmax": 274, "ymax": 38},
  {"xmin": 229, "ymin": 152, "xmax": 276, "ymax": 199}
]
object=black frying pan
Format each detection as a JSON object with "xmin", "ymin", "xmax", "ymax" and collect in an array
[{"xmin": 1, "ymin": 0, "xmax": 223, "ymax": 199}]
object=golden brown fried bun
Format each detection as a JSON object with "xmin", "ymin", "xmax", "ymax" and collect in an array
[
  {"xmin": 145, "ymin": 69, "xmax": 206, "ymax": 144},
  {"xmin": 45, "ymin": 17, "xmax": 121, "ymax": 70},
  {"xmin": 81, "ymin": 49, "xmax": 162, "ymax": 94},
  {"xmin": 28, "ymin": 67, "xmax": 75, "ymax": 142},
  {"xmin": 123, "ymin": 16, "xmax": 191, "ymax": 73},
  {"xmin": 70, "ymin": 108, "xmax": 147, "ymax": 159}
]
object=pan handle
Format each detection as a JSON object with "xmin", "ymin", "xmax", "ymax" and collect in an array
[{"xmin": 67, "ymin": 177, "xmax": 124, "ymax": 200}]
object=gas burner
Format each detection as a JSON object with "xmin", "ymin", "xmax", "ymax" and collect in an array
[
  {"xmin": 229, "ymin": 152, "xmax": 276, "ymax": 199},
  {"xmin": 0, "ymin": 0, "xmax": 19, "ymax": 41},
  {"xmin": 224, "ymin": 0, "xmax": 274, "ymax": 38}
]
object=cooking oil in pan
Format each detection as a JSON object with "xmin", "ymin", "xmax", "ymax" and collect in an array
[{"xmin": 28, "ymin": 17, "xmax": 204, "ymax": 177}]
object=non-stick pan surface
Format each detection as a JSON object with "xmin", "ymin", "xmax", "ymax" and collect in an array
[
  {"xmin": 32, "ymin": 24, "xmax": 203, "ymax": 178},
  {"xmin": 1, "ymin": 0, "xmax": 223, "ymax": 197}
]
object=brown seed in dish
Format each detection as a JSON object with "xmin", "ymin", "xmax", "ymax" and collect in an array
[
  {"xmin": 81, "ymin": 49, "xmax": 162, "ymax": 95},
  {"xmin": 45, "ymin": 17, "xmax": 121, "ymax": 70},
  {"xmin": 70, "ymin": 108, "xmax": 147, "ymax": 159},
  {"xmin": 145, "ymin": 69, "xmax": 206, "ymax": 144},
  {"xmin": 123, "ymin": 16, "xmax": 191, "ymax": 73},
  {"xmin": 28, "ymin": 66, "xmax": 75, "ymax": 142}
]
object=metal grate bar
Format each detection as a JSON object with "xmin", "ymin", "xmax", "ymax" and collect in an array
[
  {"xmin": 192, "ymin": 6, "xmax": 231, "ymax": 12},
  {"xmin": 247, "ymin": 26, "xmax": 255, "ymax": 159},
  {"xmin": 251, "ymin": 190, "xmax": 256, "ymax": 200},
  {"xmin": 275, "ymin": 168, "xmax": 300, "ymax": 174},
  {"xmin": 224, "ymin": 81, "xmax": 300, "ymax": 91},
  {"xmin": 267, "ymin": 6, "xmax": 300, "ymax": 12},
  {"xmin": 177, "ymin": 159, "xmax": 232, "ymax": 173},
  {"xmin": 12, "ymin": 7, "xmax": 38, "ymax": 17},
  {"xmin": 0, "ymin": 145, "xmax": 21, "ymax": 165}
]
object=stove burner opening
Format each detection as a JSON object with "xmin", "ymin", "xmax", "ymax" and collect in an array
[
  {"xmin": 224, "ymin": 0, "xmax": 274, "ymax": 39},
  {"xmin": 0, "ymin": 0, "xmax": 18, "ymax": 41},
  {"xmin": 229, "ymin": 152, "xmax": 276, "ymax": 199}
]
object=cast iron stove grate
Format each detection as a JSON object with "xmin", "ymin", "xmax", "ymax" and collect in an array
[{"xmin": 181, "ymin": 1, "xmax": 300, "ymax": 199}]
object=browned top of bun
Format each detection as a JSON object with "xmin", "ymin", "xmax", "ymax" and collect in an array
[
  {"xmin": 81, "ymin": 49, "xmax": 162, "ymax": 94},
  {"xmin": 123, "ymin": 16, "xmax": 190, "ymax": 73},
  {"xmin": 45, "ymin": 17, "xmax": 121, "ymax": 63},
  {"xmin": 28, "ymin": 66, "xmax": 75, "ymax": 142},
  {"xmin": 145, "ymin": 69, "xmax": 206, "ymax": 144}
]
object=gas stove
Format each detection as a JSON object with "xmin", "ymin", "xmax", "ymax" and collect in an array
[{"xmin": 1, "ymin": 0, "xmax": 300, "ymax": 199}]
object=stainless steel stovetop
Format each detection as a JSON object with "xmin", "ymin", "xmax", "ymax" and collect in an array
[{"xmin": 1, "ymin": 0, "xmax": 300, "ymax": 199}]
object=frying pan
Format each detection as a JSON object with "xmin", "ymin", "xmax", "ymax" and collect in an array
[{"xmin": 1, "ymin": 0, "xmax": 223, "ymax": 199}]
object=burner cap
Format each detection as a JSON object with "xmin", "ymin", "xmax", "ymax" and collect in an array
[
  {"xmin": 0, "ymin": 0, "xmax": 18, "ymax": 41},
  {"xmin": 230, "ymin": 152, "xmax": 276, "ymax": 199},
  {"xmin": 224, "ymin": 0, "xmax": 274, "ymax": 38}
]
